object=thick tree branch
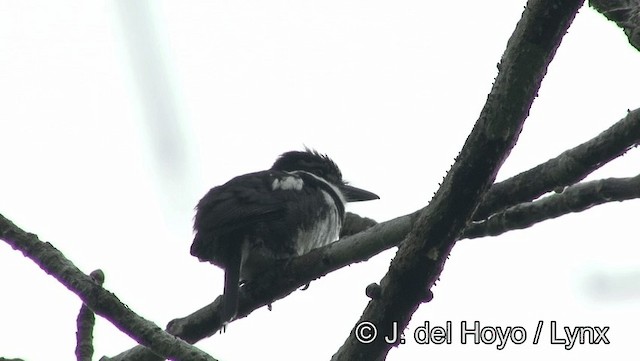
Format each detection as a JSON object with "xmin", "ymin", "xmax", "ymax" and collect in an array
[
  {"xmin": 590, "ymin": 0, "xmax": 640, "ymax": 51},
  {"xmin": 76, "ymin": 269, "xmax": 105, "ymax": 361},
  {"xmin": 475, "ymin": 107, "xmax": 640, "ymax": 220},
  {"xmin": 0, "ymin": 214, "xmax": 217, "ymax": 361},
  {"xmin": 333, "ymin": 1, "xmax": 584, "ymax": 360},
  {"xmin": 465, "ymin": 174, "xmax": 640, "ymax": 238}
]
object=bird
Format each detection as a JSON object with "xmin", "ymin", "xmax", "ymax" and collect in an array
[{"xmin": 191, "ymin": 149, "xmax": 379, "ymax": 324}]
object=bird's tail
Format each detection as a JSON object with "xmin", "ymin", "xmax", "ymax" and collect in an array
[{"xmin": 222, "ymin": 240, "xmax": 243, "ymax": 324}]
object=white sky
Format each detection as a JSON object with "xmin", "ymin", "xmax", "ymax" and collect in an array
[{"xmin": 1, "ymin": 1, "xmax": 639, "ymax": 360}]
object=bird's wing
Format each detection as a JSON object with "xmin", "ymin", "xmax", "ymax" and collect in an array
[
  {"xmin": 191, "ymin": 170, "xmax": 319, "ymax": 262},
  {"xmin": 194, "ymin": 171, "xmax": 288, "ymax": 236}
]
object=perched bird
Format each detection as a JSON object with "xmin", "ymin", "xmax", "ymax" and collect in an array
[{"xmin": 191, "ymin": 149, "xmax": 379, "ymax": 323}]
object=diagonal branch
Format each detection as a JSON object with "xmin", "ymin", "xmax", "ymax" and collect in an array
[
  {"xmin": 465, "ymin": 174, "xmax": 640, "ymax": 238},
  {"xmin": 0, "ymin": 214, "xmax": 217, "ymax": 361},
  {"xmin": 590, "ymin": 0, "xmax": 640, "ymax": 51},
  {"xmin": 332, "ymin": 0, "xmax": 584, "ymax": 360}
]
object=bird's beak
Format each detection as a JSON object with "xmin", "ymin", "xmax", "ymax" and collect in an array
[{"xmin": 340, "ymin": 184, "xmax": 380, "ymax": 202}]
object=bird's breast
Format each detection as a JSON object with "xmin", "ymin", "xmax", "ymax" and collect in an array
[{"xmin": 293, "ymin": 190, "xmax": 342, "ymax": 255}]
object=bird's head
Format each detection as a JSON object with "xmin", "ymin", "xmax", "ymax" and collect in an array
[{"xmin": 271, "ymin": 149, "xmax": 379, "ymax": 202}]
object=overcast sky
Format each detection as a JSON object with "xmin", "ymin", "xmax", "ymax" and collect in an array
[{"xmin": 1, "ymin": 1, "xmax": 639, "ymax": 360}]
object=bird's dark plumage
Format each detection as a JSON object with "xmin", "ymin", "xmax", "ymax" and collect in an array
[{"xmin": 191, "ymin": 149, "xmax": 378, "ymax": 323}]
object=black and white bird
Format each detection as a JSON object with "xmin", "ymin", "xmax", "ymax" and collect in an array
[{"xmin": 191, "ymin": 149, "xmax": 379, "ymax": 323}]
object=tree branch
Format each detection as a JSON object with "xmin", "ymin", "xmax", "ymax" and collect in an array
[
  {"xmin": 590, "ymin": 0, "xmax": 640, "ymax": 51},
  {"xmin": 474, "ymin": 107, "xmax": 640, "ymax": 220},
  {"xmin": 0, "ymin": 214, "xmax": 217, "ymax": 361},
  {"xmin": 76, "ymin": 269, "xmax": 105, "ymax": 361},
  {"xmin": 465, "ymin": 174, "xmax": 640, "ymax": 238},
  {"xmin": 332, "ymin": 0, "xmax": 584, "ymax": 360}
]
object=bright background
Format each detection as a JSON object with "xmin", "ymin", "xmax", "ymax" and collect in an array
[{"xmin": 1, "ymin": 1, "xmax": 639, "ymax": 360}]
